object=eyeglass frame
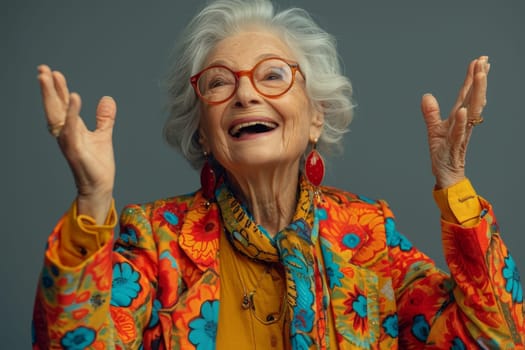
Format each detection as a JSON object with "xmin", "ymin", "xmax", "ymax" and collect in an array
[{"xmin": 190, "ymin": 56, "xmax": 302, "ymax": 105}]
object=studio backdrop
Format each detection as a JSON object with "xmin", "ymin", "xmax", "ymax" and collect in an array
[{"xmin": 5, "ymin": 0, "xmax": 524, "ymax": 348}]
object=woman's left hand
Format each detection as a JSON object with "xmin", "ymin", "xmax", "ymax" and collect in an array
[{"xmin": 421, "ymin": 56, "xmax": 490, "ymax": 189}]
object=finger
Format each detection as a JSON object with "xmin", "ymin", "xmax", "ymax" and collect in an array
[
  {"xmin": 61, "ymin": 92, "xmax": 83, "ymax": 137},
  {"xmin": 468, "ymin": 57, "xmax": 488, "ymax": 120},
  {"xmin": 52, "ymin": 70, "xmax": 70, "ymax": 107},
  {"xmin": 37, "ymin": 65, "xmax": 66, "ymax": 126},
  {"xmin": 58, "ymin": 93, "xmax": 90, "ymax": 151},
  {"xmin": 37, "ymin": 64, "xmax": 53, "ymax": 95},
  {"xmin": 453, "ymin": 58, "xmax": 477, "ymax": 109},
  {"xmin": 95, "ymin": 96, "xmax": 117, "ymax": 133},
  {"xmin": 449, "ymin": 107, "xmax": 471, "ymax": 164},
  {"xmin": 421, "ymin": 93, "xmax": 442, "ymax": 129},
  {"xmin": 450, "ymin": 107, "xmax": 468, "ymax": 148},
  {"xmin": 463, "ymin": 113, "xmax": 474, "ymax": 146}
]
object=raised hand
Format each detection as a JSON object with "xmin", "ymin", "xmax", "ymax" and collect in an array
[
  {"xmin": 38, "ymin": 65, "xmax": 117, "ymax": 223},
  {"xmin": 421, "ymin": 56, "xmax": 490, "ymax": 189}
]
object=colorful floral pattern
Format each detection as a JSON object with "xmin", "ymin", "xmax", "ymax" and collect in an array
[
  {"xmin": 322, "ymin": 247, "xmax": 344, "ymax": 289},
  {"xmin": 110, "ymin": 262, "xmax": 141, "ymax": 307},
  {"xmin": 382, "ymin": 313, "xmax": 398, "ymax": 338},
  {"xmin": 188, "ymin": 300, "xmax": 219, "ymax": 350},
  {"xmin": 385, "ymin": 217, "xmax": 413, "ymax": 252},
  {"xmin": 32, "ymin": 186, "xmax": 524, "ymax": 349},
  {"xmin": 60, "ymin": 326, "xmax": 96, "ymax": 349},
  {"xmin": 503, "ymin": 254, "xmax": 523, "ymax": 303},
  {"xmin": 411, "ymin": 314, "xmax": 430, "ymax": 342}
]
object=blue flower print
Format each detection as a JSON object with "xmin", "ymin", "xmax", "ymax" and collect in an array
[
  {"xmin": 322, "ymin": 248, "xmax": 343, "ymax": 289},
  {"xmin": 188, "ymin": 300, "xmax": 219, "ymax": 350},
  {"xmin": 291, "ymin": 333, "xmax": 313, "ymax": 350},
  {"xmin": 502, "ymin": 254, "xmax": 523, "ymax": 303},
  {"xmin": 385, "ymin": 218, "xmax": 413, "ymax": 251},
  {"xmin": 352, "ymin": 294, "xmax": 367, "ymax": 318},
  {"xmin": 60, "ymin": 326, "xmax": 96, "ymax": 350},
  {"xmin": 163, "ymin": 210, "xmax": 179, "ymax": 226},
  {"xmin": 148, "ymin": 299, "xmax": 162, "ymax": 328},
  {"xmin": 382, "ymin": 313, "xmax": 398, "ymax": 338},
  {"xmin": 342, "ymin": 233, "xmax": 361, "ymax": 249},
  {"xmin": 411, "ymin": 314, "xmax": 430, "ymax": 342},
  {"xmin": 120, "ymin": 226, "xmax": 138, "ymax": 245},
  {"xmin": 110, "ymin": 262, "xmax": 141, "ymax": 307},
  {"xmin": 451, "ymin": 337, "xmax": 466, "ymax": 350},
  {"xmin": 315, "ymin": 207, "xmax": 328, "ymax": 221}
]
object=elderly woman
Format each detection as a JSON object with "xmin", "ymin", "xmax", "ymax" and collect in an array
[{"xmin": 33, "ymin": 0, "xmax": 523, "ymax": 349}]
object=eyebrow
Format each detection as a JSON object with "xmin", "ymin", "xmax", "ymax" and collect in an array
[{"xmin": 206, "ymin": 53, "xmax": 291, "ymax": 68}]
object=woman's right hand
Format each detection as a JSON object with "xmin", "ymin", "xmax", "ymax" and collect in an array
[{"xmin": 38, "ymin": 65, "xmax": 116, "ymax": 224}]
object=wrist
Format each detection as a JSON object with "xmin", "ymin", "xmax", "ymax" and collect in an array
[
  {"xmin": 76, "ymin": 192, "xmax": 113, "ymax": 225},
  {"xmin": 434, "ymin": 175, "xmax": 466, "ymax": 190}
]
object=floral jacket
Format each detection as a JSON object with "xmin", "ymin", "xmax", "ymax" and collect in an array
[{"xmin": 32, "ymin": 186, "xmax": 524, "ymax": 349}]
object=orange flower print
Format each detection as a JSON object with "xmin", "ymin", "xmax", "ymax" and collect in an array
[
  {"xmin": 179, "ymin": 207, "xmax": 220, "ymax": 267},
  {"xmin": 110, "ymin": 308, "xmax": 137, "ymax": 344},
  {"xmin": 84, "ymin": 247, "xmax": 113, "ymax": 291}
]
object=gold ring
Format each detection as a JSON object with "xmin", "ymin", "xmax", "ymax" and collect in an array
[
  {"xmin": 47, "ymin": 122, "xmax": 65, "ymax": 138},
  {"xmin": 467, "ymin": 116, "xmax": 484, "ymax": 127}
]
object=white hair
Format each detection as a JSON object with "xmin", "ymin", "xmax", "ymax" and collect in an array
[{"xmin": 164, "ymin": 0, "xmax": 354, "ymax": 169}]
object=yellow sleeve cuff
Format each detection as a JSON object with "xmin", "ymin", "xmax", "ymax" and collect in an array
[
  {"xmin": 59, "ymin": 200, "xmax": 118, "ymax": 266},
  {"xmin": 433, "ymin": 178, "xmax": 482, "ymax": 227}
]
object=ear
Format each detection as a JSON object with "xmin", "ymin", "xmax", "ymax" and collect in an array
[
  {"xmin": 197, "ymin": 127, "xmax": 210, "ymax": 153},
  {"xmin": 309, "ymin": 104, "xmax": 325, "ymax": 142}
]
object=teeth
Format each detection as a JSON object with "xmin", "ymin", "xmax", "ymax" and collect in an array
[{"xmin": 229, "ymin": 121, "xmax": 277, "ymax": 137}]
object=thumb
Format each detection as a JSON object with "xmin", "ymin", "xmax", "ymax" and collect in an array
[
  {"xmin": 421, "ymin": 93, "xmax": 442, "ymax": 129},
  {"xmin": 95, "ymin": 96, "xmax": 117, "ymax": 132}
]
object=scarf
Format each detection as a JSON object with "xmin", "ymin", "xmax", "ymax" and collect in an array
[{"xmin": 216, "ymin": 177, "xmax": 328, "ymax": 349}]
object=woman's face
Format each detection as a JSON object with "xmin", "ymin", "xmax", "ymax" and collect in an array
[{"xmin": 198, "ymin": 30, "xmax": 324, "ymax": 175}]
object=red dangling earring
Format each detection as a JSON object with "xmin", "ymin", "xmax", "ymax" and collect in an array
[
  {"xmin": 201, "ymin": 152, "xmax": 216, "ymax": 207},
  {"xmin": 305, "ymin": 141, "xmax": 325, "ymax": 187}
]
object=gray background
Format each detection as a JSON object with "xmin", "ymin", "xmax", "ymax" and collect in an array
[{"xmin": 5, "ymin": 0, "xmax": 524, "ymax": 348}]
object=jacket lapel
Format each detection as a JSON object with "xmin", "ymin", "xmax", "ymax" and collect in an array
[
  {"xmin": 170, "ymin": 190, "xmax": 222, "ymax": 349},
  {"xmin": 318, "ymin": 192, "xmax": 383, "ymax": 349}
]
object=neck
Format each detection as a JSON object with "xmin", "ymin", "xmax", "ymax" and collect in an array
[{"xmin": 226, "ymin": 164, "xmax": 300, "ymax": 237}]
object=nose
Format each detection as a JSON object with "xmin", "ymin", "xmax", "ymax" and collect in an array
[{"xmin": 233, "ymin": 75, "xmax": 262, "ymax": 107}]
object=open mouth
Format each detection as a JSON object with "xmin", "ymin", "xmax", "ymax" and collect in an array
[{"xmin": 229, "ymin": 121, "xmax": 278, "ymax": 138}]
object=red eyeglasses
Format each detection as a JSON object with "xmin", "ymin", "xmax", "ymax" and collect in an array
[{"xmin": 190, "ymin": 57, "xmax": 302, "ymax": 105}]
